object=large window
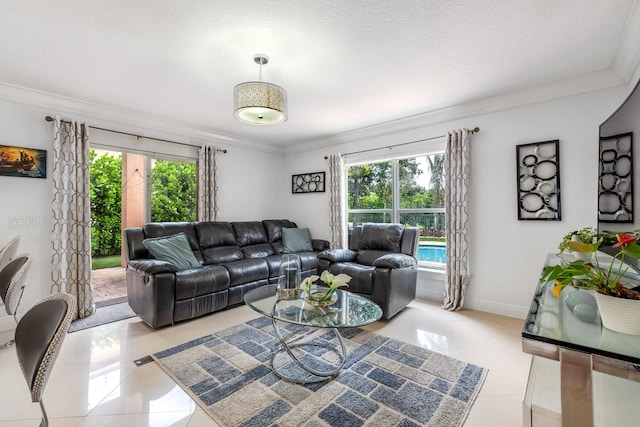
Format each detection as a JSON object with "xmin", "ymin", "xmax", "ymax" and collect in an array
[{"xmin": 347, "ymin": 153, "xmax": 445, "ymax": 268}]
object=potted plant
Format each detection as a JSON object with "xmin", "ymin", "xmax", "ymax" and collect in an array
[
  {"xmin": 300, "ymin": 270, "xmax": 351, "ymax": 307},
  {"xmin": 541, "ymin": 228, "xmax": 640, "ymax": 334}
]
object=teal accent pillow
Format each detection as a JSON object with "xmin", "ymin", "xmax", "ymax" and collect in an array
[
  {"xmin": 282, "ymin": 228, "xmax": 313, "ymax": 253},
  {"xmin": 142, "ymin": 232, "xmax": 200, "ymax": 271}
]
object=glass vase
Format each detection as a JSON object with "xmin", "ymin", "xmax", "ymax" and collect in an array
[{"xmin": 277, "ymin": 254, "xmax": 301, "ymax": 299}]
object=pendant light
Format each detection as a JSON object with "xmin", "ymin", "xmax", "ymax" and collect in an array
[{"xmin": 233, "ymin": 54, "xmax": 287, "ymax": 125}]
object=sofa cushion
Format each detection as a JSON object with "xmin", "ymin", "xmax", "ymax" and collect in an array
[
  {"xmin": 195, "ymin": 222, "xmax": 244, "ymax": 265},
  {"xmin": 243, "ymin": 243, "xmax": 275, "ymax": 259},
  {"xmin": 359, "ymin": 223, "xmax": 404, "ymax": 253},
  {"xmin": 142, "ymin": 232, "xmax": 200, "ymax": 271},
  {"xmin": 195, "ymin": 221, "xmax": 236, "ymax": 247},
  {"xmin": 174, "ymin": 265, "xmax": 230, "ymax": 300},
  {"xmin": 232, "ymin": 222, "xmax": 268, "ymax": 246},
  {"xmin": 263, "ymin": 219, "xmax": 295, "ymax": 242},
  {"xmin": 282, "ymin": 227, "xmax": 313, "ymax": 253},
  {"xmin": 224, "ymin": 259, "xmax": 269, "ymax": 287}
]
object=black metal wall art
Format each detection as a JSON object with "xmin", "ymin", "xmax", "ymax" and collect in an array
[
  {"xmin": 598, "ymin": 132, "xmax": 633, "ymax": 223},
  {"xmin": 292, "ymin": 171, "xmax": 325, "ymax": 193},
  {"xmin": 516, "ymin": 140, "xmax": 561, "ymax": 220}
]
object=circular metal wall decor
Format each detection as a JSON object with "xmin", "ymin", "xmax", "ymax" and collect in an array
[
  {"xmin": 598, "ymin": 132, "xmax": 633, "ymax": 223},
  {"xmin": 516, "ymin": 140, "xmax": 561, "ymax": 220}
]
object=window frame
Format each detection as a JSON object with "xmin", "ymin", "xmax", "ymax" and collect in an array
[{"xmin": 346, "ymin": 151, "xmax": 446, "ymax": 269}]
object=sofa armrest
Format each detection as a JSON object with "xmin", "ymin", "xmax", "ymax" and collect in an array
[
  {"xmin": 312, "ymin": 239, "xmax": 330, "ymax": 252},
  {"xmin": 318, "ymin": 249, "xmax": 358, "ymax": 263},
  {"xmin": 128, "ymin": 259, "xmax": 178, "ymax": 274},
  {"xmin": 373, "ymin": 253, "xmax": 417, "ymax": 269}
]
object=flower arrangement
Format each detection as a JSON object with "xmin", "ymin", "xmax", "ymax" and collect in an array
[
  {"xmin": 541, "ymin": 228, "xmax": 640, "ymax": 300},
  {"xmin": 300, "ymin": 270, "xmax": 352, "ymax": 305}
]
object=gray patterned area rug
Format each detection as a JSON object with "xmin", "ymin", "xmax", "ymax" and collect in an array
[{"xmin": 152, "ymin": 317, "xmax": 488, "ymax": 426}]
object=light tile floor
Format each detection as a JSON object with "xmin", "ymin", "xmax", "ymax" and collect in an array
[{"xmin": 0, "ymin": 299, "xmax": 531, "ymax": 426}]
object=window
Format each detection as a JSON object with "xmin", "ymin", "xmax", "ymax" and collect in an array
[
  {"xmin": 89, "ymin": 149, "xmax": 197, "ymax": 260},
  {"xmin": 347, "ymin": 153, "xmax": 446, "ymax": 268}
]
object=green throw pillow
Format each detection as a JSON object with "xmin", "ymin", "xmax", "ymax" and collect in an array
[
  {"xmin": 282, "ymin": 227, "xmax": 313, "ymax": 253},
  {"xmin": 142, "ymin": 232, "xmax": 200, "ymax": 271}
]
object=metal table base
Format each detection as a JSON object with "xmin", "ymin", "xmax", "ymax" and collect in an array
[{"xmin": 270, "ymin": 317, "xmax": 346, "ymax": 384}]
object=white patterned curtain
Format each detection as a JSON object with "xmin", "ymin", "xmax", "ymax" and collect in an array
[
  {"xmin": 443, "ymin": 129, "xmax": 471, "ymax": 311},
  {"xmin": 197, "ymin": 145, "xmax": 218, "ymax": 221},
  {"xmin": 51, "ymin": 117, "xmax": 94, "ymax": 319},
  {"xmin": 328, "ymin": 153, "xmax": 347, "ymax": 249}
]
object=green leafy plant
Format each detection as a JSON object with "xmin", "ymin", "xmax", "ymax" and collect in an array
[
  {"xmin": 300, "ymin": 270, "xmax": 352, "ymax": 303},
  {"xmin": 541, "ymin": 229, "xmax": 640, "ymax": 300},
  {"xmin": 557, "ymin": 227, "xmax": 599, "ymax": 253}
]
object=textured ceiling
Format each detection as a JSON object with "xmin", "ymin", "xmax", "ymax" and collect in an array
[{"xmin": 0, "ymin": 1, "xmax": 638, "ymax": 148}]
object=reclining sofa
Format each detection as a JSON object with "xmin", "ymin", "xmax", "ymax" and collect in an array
[
  {"xmin": 317, "ymin": 223, "xmax": 419, "ymax": 319},
  {"xmin": 124, "ymin": 219, "xmax": 329, "ymax": 328}
]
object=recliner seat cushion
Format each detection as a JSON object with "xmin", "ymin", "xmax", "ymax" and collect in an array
[
  {"xmin": 174, "ymin": 265, "xmax": 230, "ymax": 300},
  {"xmin": 326, "ymin": 262, "xmax": 374, "ymax": 295},
  {"xmin": 225, "ymin": 259, "xmax": 269, "ymax": 286},
  {"xmin": 357, "ymin": 249, "xmax": 397, "ymax": 266},
  {"xmin": 359, "ymin": 223, "xmax": 404, "ymax": 253}
]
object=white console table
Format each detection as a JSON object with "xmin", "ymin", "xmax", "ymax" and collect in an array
[{"xmin": 522, "ymin": 254, "xmax": 640, "ymax": 426}]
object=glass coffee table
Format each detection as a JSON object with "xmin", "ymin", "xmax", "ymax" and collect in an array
[{"xmin": 244, "ymin": 284, "xmax": 383, "ymax": 383}]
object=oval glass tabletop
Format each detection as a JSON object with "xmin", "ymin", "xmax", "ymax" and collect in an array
[{"xmin": 244, "ymin": 284, "xmax": 382, "ymax": 328}]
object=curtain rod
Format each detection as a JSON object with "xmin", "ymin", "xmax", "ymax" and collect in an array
[
  {"xmin": 323, "ymin": 127, "xmax": 479, "ymax": 159},
  {"xmin": 44, "ymin": 116, "xmax": 228, "ymax": 153}
]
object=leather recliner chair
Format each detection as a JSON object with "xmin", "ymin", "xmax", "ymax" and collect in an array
[{"xmin": 317, "ymin": 223, "xmax": 419, "ymax": 319}]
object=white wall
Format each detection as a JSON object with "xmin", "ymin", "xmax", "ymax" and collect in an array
[
  {"xmin": 283, "ymin": 85, "xmax": 631, "ymax": 318},
  {"xmin": 0, "ymin": 100, "xmax": 53, "ymax": 333}
]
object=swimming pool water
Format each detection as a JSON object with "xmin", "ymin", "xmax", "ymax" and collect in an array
[{"xmin": 418, "ymin": 245, "xmax": 446, "ymax": 264}]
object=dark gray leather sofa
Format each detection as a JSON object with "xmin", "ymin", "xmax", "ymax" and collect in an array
[
  {"xmin": 317, "ymin": 223, "xmax": 419, "ymax": 319},
  {"xmin": 124, "ymin": 219, "xmax": 329, "ymax": 328}
]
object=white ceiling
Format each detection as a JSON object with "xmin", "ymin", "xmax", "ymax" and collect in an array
[{"xmin": 1, "ymin": 0, "xmax": 639, "ymax": 150}]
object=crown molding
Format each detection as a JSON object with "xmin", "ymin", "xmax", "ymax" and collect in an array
[
  {"xmin": 613, "ymin": 0, "xmax": 640, "ymax": 82},
  {"xmin": 0, "ymin": 82, "xmax": 285, "ymax": 155},
  {"xmin": 290, "ymin": 69, "xmax": 627, "ymax": 154},
  {"xmin": 0, "ymin": 67, "xmax": 630, "ymax": 158}
]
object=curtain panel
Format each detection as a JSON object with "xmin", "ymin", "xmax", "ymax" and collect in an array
[
  {"xmin": 328, "ymin": 153, "xmax": 347, "ymax": 249},
  {"xmin": 443, "ymin": 128, "xmax": 471, "ymax": 311},
  {"xmin": 50, "ymin": 118, "xmax": 95, "ymax": 319},
  {"xmin": 197, "ymin": 145, "xmax": 218, "ymax": 222}
]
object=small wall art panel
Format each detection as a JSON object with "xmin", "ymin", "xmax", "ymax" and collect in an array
[
  {"xmin": 0, "ymin": 145, "xmax": 47, "ymax": 178},
  {"xmin": 292, "ymin": 171, "xmax": 325, "ymax": 193},
  {"xmin": 516, "ymin": 140, "xmax": 561, "ymax": 220},
  {"xmin": 598, "ymin": 132, "xmax": 633, "ymax": 223}
]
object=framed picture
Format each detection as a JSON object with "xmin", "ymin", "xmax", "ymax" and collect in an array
[
  {"xmin": 516, "ymin": 140, "xmax": 561, "ymax": 220},
  {"xmin": 292, "ymin": 171, "xmax": 325, "ymax": 193},
  {"xmin": 598, "ymin": 132, "xmax": 633, "ymax": 223},
  {"xmin": 0, "ymin": 145, "xmax": 47, "ymax": 179}
]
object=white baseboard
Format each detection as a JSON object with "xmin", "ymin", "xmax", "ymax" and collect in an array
[
  {"xmin": 416, "ymin": 288, "xmax": 529, "ymax": 320},
  {"xmin": 0, "ymin": 315, "xmax": 15, "ymax": 335}
]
